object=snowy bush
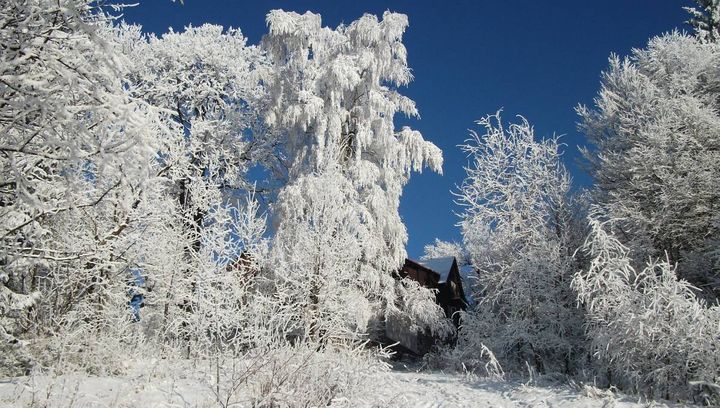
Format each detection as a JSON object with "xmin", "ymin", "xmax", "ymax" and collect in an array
[
  {"xmin": 574, "ymin": 212, "xmax": 720, "ymax": 404},
  {"xmin": 0, "ymin": 282, "xmax": 39, "ymax": 376},
  {"xmin": 243, "ymin": 344, "xmax": 390, "ymax": 407},
  {"xmin": 425, "ymin": 313, "xmax": 505, "ymax": 380}
]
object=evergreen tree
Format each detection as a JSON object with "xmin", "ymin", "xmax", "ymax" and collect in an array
[{"xmin": 685, "ymin": 0, "xmax": 720, "ymax": 42}]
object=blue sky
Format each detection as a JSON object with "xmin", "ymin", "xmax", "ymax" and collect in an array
[{"xmin": 122, "ymin": 0, "xmax": 692, "ymax": 259}]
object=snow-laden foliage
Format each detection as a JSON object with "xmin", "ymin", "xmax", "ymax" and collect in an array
[
  {"xmin": 391, "ymin": 277, "xmax": 454, "ymax": 339},
  {"xmin": 2, "ymin": 1, "xmax": 719, "ymax": 405},
  {"xmin": 685, "ymin": 0, "xmax": 720, "ymax": 42},
  {"xmin": 422, "ymin": 239, "xmax": 470, "ymax": 267},
  {"xmin": 263, "ymin": 10, "xmax": 444, "ymax": 342},
  {"xmin": 578, "ymin": 32, "xmax": 720, "ymax": 301},
  {"xmin": 271, "ymin": 170, "xmax": 375, "ymax": 344},
  {"xmin": 574, "ymin": 212, "xmax": 720, "ymax": 405},
  {"xmin": 0, "ymin": 0, "xmax": 165, "ymax": 375},
  {"xmin": 106, "ymin": 22, "xmax": 279, "ymax": 356},
  {"xmin": 262, "ymin": 11, "xmax": 442, "ymax": 179},
  {"xmin": 271, "ymin": 168, "xmax": 451, "ymax": 344},
  {"xmin": 1, "ymin": 0, "xmax": 270, "ymax": 379},
  {"xmin": 455, "ymin": 113, "xmax": 585, "ymax": 374},
  {"xmin": 0, "ymin": 4, "xmax": 435, "ymax": 401},
  {"xmin": 114, "ymin": 21, "xmax": 268, "ymax": 194},
  {"xmin": 575, "ymin": 17, "xmax": 720, "ymax": 404}
]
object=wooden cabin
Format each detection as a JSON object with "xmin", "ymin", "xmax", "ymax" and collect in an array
[
  {"xmin": 398, "ymin": 258, "xmax": 440, "ymax": 288},
  {"xmin": 386, "ymin": 256, "xmax": 469, "ymax": 354},
  {"xmin": 227, "ymin": 252, "xmax": 260, "ymax": 282},
  {"xmin": 417, "ymin": 257, "xmax": 468, "ymax": 326}
]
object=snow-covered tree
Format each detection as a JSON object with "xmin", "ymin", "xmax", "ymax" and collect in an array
[
  {"xmin": 108, "ymin": 22, "xmax": 273, "ymax": 346},
  {"xmin": 574, "ymin": 211, "xmax": 720, "ymax": 404},
  {"xmin": 270, "ymin": 169, "xmax": 373, "ymax": 344},
  {"xmin": 114, "ymin": 22, "xmax": 268, "ymax": 200},
  {"xmin": 0, "ymin": 0, "xmax": 167, "ymax": 374},
  {"xmin": 422, "ymin": 239, "xmax": 469, "ymax": 267},
  {"xmin": 455, "ymin": 112, "xmax": 584, "ymax": 373},
  {"xmin": 685, "ymin": 0, "xmax": 720, "ymax": 42},
  {"xmin": 575, "ymin": 10, "xmax": 720, "ymax": 402},
  {"xmin": 263, "ymin": 10, "xmax": 443, "ymax": 342},
  {"xmin": 578, "ymin": 32, "xmax": 720, "ymax": 300}
]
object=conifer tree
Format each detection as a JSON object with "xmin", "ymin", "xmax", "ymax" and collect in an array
[{"xmin": 685, "ymin": 0, "xmax": 720, "ymax": 42}]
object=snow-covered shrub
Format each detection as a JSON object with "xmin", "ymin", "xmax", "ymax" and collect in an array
[
  {"xmin": 574, "ymin": 212, "xmax": 720, "ymax": 404},
  {"xmin": 454, "ymin": 112, "xmax": 586, "ymax": 374},
  {"xmin": 242, "ymin": 344, "xmax": 390, "ymax": 407},
  {"xmin": 0, "ymin": 280, "xmax": 40, "ymax": 376},
  {"xmin": 425, "ymin": 314, "xmax": 505, "ymax": 380}
]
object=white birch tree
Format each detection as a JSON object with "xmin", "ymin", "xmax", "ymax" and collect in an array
[{"xmin": 263, "ymin": 10, "xmax": 444, "ymax": 342}]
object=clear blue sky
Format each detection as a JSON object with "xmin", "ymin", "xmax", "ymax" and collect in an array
[{"xmin": 122, "ymin": 0, "xmax": 692, "ymax": 259}]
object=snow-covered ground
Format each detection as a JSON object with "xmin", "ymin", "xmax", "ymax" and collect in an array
[
  {"xmin": 0, "ymin": 365, "xmax": 693, "ymax": 407},
  {"xmin": 375, "ymin": 367, "xmax": 691, "ymax": 408}
]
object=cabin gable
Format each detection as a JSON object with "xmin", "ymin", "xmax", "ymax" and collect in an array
[{"xmin": 385, "ymin": 257, "xmax": 470, "ymax": 354}]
